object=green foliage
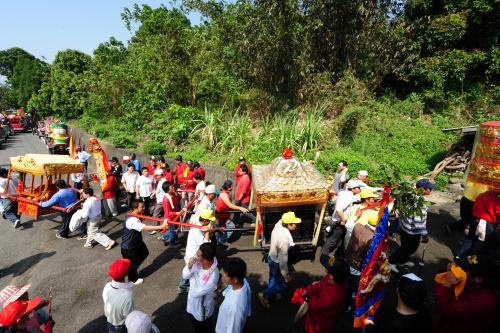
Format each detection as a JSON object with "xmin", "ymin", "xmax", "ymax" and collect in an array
[
  {"xmin": 147, "ymin": 104, "xmax": 200, "ymax": 144},
  {"xmin": 0, "ymin": 84, "xmax": 16, "ymax": 110},
  {"xmin": 191, "ymin": 105, "xmax": 223, "ymax": 149},
  {"xmin": 390, "ymin": 179, "xmax": 427, "ymax": 219},
  {"xmin": 0, "ymin": 48, "xmax": 49, "ymax": 108},
  {"xmin": 108, "ymin": 133, "xmax": 137, "ymax": 149},
  {"xmin": 0, "ymin": 1, "xmax": 494, "ymax": 189},
  {"xmin": 143, "ymin": 140, "xmax": 167, "ymax": 155}
]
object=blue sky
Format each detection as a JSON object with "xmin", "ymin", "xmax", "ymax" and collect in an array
[{"xmin": 0, "ymin": 0, "xmax": 203, "ymax": 63}]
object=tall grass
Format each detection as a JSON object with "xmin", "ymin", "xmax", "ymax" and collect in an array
[
  {"xmin": 297, "ymin": 104, "xmax": 325, "ymax": 152},
  {"xmin": 219, "ymin": 110, "xmax": 251, "ymax": 154},
  {"xmin": 191, "ymin": 105, "xmax": 223, "ymax": 150}
]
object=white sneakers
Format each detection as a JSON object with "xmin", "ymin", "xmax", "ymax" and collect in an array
[
  {"xmin": 134, "ymin": 278, "xmax": 144, "ymax": 285},
  {"xmin": 105, "ymin": 240, "xmax": 116, "ymax": 251}
]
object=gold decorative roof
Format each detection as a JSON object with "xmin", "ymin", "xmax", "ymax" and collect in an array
[
  {"xmin": 253, "ymin": 155, "xmax": 329, "ymax": 206},
  {"xmin": 10, "ymin": 154, "xmax": 83, "ymax": 175}
]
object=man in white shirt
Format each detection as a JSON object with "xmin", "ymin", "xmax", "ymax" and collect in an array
[
  {"xmin": 103, "ymin": 258, "xmax": 135, "ymax": 332},
  {"xmin": 80, "ymin": 188, "xmax": 115, "ymax": 250},
  {"xmin": 149, "ymin": 169, "xmax": 166, "ymax": 235},
  {"xmin": 76, "ymin": 146, "xmax": 91, "ymax": 171},
  {"xmin": 0, "ymin": 168, "xmax": 20, "ymax": 228},
  {"xmin": 321, "ymin": 180, "xmax": 363, "ymax": 263},
  {"xmin": 136, "ymin": 167, "xmax": 154, "ymax": 213},
  {"xmin": 216, "ymin": 257, "xmax": 251, "ymax": 333},
  {"xmin": 121, "ymin": 201, "xmax": 168, "ymax": 285},
  {"xmin": 194, "ymin": 185, "xmax": 216, "ymax": 217},
  {"xmin": 70, "ymin": 172, "xmax": 84, "ymax": 190},
  {"xmin": 258, "ymin": 212, "xmax": 301, "ymax": 308},
  {"xmin": 121, "ymin": 163, "xmax": 139, "ymax": 207},
  {"xmin": 151, "ymin": 169, "xmax": 166, "ymax": 218},
  {"xmin": 182, "ymin": 242, "xmax": 219, "ymax": 333},
  {"xmin": 194, "ymin": 173, "xmax": 206, "ymax": 209}
]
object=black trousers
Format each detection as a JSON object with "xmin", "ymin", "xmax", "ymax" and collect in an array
[
  {"xmin": 121, "ymin": 241, "xmax": 149, "ymax": 282},
  {"xmin": 141, "ymin": 196, "xmax": 151, "ymax": 214},
  {"xmin": 188, "ymin": 313, "xmax": 214, "ymax": 333},
  {"xmin": 59, "ymin": 210, "xmax": 75, "ymax": 238},
  {"xmin": 126, "ymin": 192, "xmax": 136, "ymax": 208},
  {"xmin": 390, "ymin": 231, "xmax": 421, "ymax": 265},
  {"xmin": 321, "ymin": 224, "xmax": 346, "ymax": 256}
]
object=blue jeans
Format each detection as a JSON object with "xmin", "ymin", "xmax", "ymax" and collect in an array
[
  {"xmin": 216, "ymin": 219, "xmax": 235, "ymax": 244},
  {"xmin": 107, "ymin": 322, "xmax": 126, "ymax": 333},
  {"xmin": 1, "ymin": 198, "xmax": 19, "ymax": 225},
  {"xmin": 179, "ymin": 270, "xmax": 190, "ymax": 292},
  {"xmin": 263, "ymin": 257, "xmax": 287, "ymax": 299},
  {"xmin": 162, "ymin": 225, "xmax": 178, "ymax": 244}
]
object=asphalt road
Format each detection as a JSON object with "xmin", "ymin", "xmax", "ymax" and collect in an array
[{"xmin": 0, "ymin": 132, "xmax": 464, "ymax": 333}]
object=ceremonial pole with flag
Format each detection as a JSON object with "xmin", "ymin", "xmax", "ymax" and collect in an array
[
  {"xmin": 68, "ymin": 131, "xmax": 76, "ymax": 159},
  {"xmin": 354, "ymin": 186, "xmax": 392, "ymax": 328}
]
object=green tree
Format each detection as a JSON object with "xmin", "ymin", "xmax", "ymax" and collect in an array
[{"xmin": 0, "ymin": 48, "xmax": 49, "ymax": 107}]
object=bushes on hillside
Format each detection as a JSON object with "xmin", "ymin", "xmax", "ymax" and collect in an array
[{"xmin": 143, "ymin": 140, "xmax": 166, "ymax": 155}]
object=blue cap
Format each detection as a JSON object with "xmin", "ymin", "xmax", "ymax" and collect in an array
[{"xmin": 416, "ymin": 179, "xmax": 436, "ymax": 190}]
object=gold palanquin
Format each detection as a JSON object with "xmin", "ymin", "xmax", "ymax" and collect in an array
[
  {"xmin": 252, "ymin": 154, "xmax": 330, "ymax": 247},
  {"xmin": 10, "ymin": 154, "xmax": 83, "ymax": 175},
  {"xmin": 252, "ymin": 156, "xmax": 329, "ymax": 207},
  {"xmin": 9, "ymin": 154, "xmax": 83, "ymax": 220}
]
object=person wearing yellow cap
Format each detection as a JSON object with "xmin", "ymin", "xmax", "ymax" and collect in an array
[
  {"xmin": 258, "ymin": 211, "xmax": 301, "ymax": 309},
  {"xmin": 321, "ymin": 181, "xmax": 364, "ymax": 266}
]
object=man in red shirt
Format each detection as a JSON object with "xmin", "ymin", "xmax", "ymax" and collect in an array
[
  {"xmin": 174, "ymin": 155, "xmax": 187, "ymax": 186},
  {"xmin": 183, "ymin": 160, "xmax": 197, "ymax": 202},
  {"xmin": 456, "ymin": 190, "xmax": 499, "ymax": 258},
  {"xmin": 147, "ymin": 156, "xmax": 157, "ymax": 176},
  {"xmin": 234, "ymin": 156, "xmax": 251, "ymax": 185},
  {"xmin": 160, "ymin": 181, "xmax": 183, "ymax": 248},
  {"xmin": 162, "ymin": 163, "xmax": 174, "ymax": 183},
  {"xmin": 102, "ymin": 172, "xmax": 118, "ymax": 218},
  {"xmin": 216, "ymin": 180, "xmax": 249, "ymax": 246},
  {"xmin": 433, "ymin": 255, "xmax": 498, "ymax": 333},
  {"xmin": 301, "ymin": 258, "xmax": 350, "ymax": 333},
  {"xmin": 235, "ymin": 165, "xmax": 251, "ymax": 207},
  {"xmin": 234, "ymin": 165, "xmax": 256, "ymax": 226},
  {"xmin": 193, "ymin": 161, "xmax": 206, "ymax": 180}
]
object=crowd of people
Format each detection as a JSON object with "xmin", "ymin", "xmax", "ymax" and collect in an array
[{"xmin": 0, "ymin": 152, "xmax": 498, "ymax": 333}]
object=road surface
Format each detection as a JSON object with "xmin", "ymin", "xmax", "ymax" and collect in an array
[{"xmin": 0, "ymin": 132, "xmax": 463, "ymax": 332}]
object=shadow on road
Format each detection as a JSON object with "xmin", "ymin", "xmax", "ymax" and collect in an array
[
  {"xmin": 0, "ymin": 251, "xmax": 56, "ymax": 278},
  {"xmin": 140, "ymin": 247, "xmax": 184, "ymax": 279},
  {"xmin": 77, "ymin": 315, "xmax": 107, "ymax": 333},
  {"xmin": 152, "ymin": 293, "xmax": 191, "ymax": 333}
]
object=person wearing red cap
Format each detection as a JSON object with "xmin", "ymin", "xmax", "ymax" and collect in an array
[
  {"xmin": 0, "ymin": 298, "xmax": 54, "ymax": 333},
  {"xmin": 0, "ymin": 284, "xmax": 53, "ymax": 333},
  {"xmin": 103, "ymin": 258, "xmax": 135, "ymax": 333}
]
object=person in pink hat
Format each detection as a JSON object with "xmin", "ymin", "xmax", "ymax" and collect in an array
[{"xmin": 0, "ymin": 284, "xmax": 53, "ymax": 332}]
